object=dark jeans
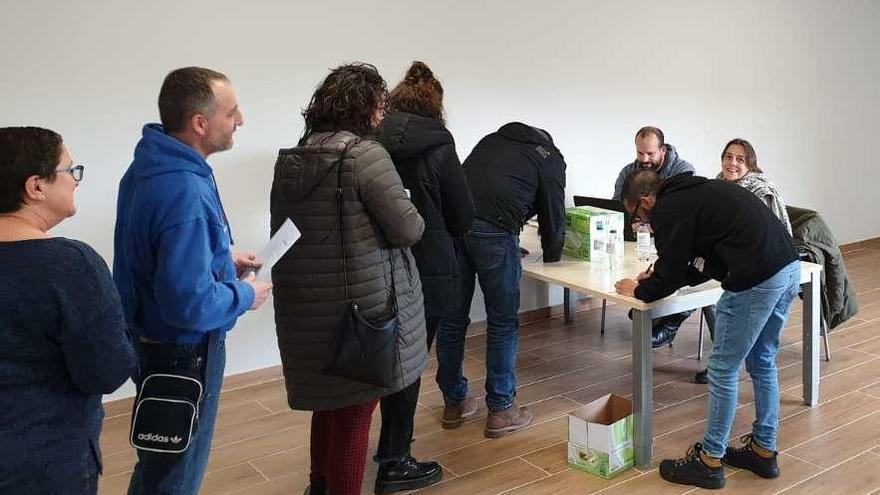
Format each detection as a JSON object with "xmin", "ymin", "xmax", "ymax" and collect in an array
[
  {"xmin": 127, "ymin": 332, "xmax": 225, "ymax": 495},
  {"xmin": 436, "ymin": 219, "xmax": 522, "ymax": 413},
  {"xmin": 376, "ymin": 378, "xmax": 421, "ymax": 463},
  {"xmin": 375, "ymin": 292, "xmax": 447, "ymax": 463}
]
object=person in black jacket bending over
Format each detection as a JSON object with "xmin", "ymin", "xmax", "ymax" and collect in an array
[
  {"xmin": 435, "ymin": 122, "xmax": 566, "ymax": 439},
  {"xmin": 614, "ymin": 170, "xmax": 800, "ymax": 490},
  {"xmin": 372, "ymin": 61, "xmax": 472, "ymax": 494}
]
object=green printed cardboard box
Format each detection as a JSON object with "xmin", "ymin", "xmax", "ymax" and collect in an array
[
  {"xmin": 568, "ymin": 393, "xmax": 633, "ymax": 479},
  {"xmin": 562, "ymin": 206, "xmax": 624, "ymax": 261}
]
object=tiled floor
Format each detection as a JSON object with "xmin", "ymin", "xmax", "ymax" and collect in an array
[{"xmin": 99, "ymin": 240, "xmax": 880, "ymax": 494}]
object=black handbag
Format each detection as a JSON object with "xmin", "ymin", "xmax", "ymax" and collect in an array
[
  {"xmin": 130, "ymin": 373, "xmax": 203, "ymax": 453},
  {"xmin": 323, "ymin": 141, "xmax": 400, "ymax": 388}
]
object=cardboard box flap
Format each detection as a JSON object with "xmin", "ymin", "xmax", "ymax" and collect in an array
[{"xmin": 570, "ymin": 394, "xmax": 631, "ymax": 425}]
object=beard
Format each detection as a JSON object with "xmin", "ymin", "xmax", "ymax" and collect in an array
[{"xmin": 208, "ymin": 132, "xmax": 234, "ymax": 154}]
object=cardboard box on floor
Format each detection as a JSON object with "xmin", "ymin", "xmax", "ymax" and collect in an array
[{"xmin": 568, "ymin": 393, "xmax": 634, "ymax": 479}]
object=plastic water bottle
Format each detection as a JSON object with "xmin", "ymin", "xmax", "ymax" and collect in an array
[
  {"xmin": 636, "ymin": 223, "xmax": 651, "ymax": 262},
  {"xmin": 592, "ymin": 220, "xmax": 608, "ymax": 267},
  {"xmin": 608, "ymin": 228, "xmax": 621, "ymax": 269}
]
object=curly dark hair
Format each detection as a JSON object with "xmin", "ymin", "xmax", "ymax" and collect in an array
[
  {"xmin": 300, "ymin": 62, "xmax": 388, "ymax": 144},
  {"xmin": 0, "ymin": 127, "xmax": 64, "ymax": 214},
  {"xmin": 387, "ymin": 61, "xmax": 444, "ymax": 124}
]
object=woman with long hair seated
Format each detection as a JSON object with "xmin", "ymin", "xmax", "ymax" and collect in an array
[
  {"xmin": 695, "ymin": 138, "xmax": 793, "ymax": 384},
  {"xmin": 0, "ymin": 127, "xmax": 134, "ymax": 494},
  {"xmin": 718, "ymin": 138, "xmax": 791, "ymax": 234},
  {"xmin": 270, "ymin": 63, "xmax": 429, "ymax": 495}
]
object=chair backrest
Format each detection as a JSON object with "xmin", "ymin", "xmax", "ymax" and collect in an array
[{"xmin": 572, "ymin": 196, "xmax": 636, "ymax": 241}]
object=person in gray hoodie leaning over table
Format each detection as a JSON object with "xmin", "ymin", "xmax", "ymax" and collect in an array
[{"xmin": 613, "ymin": 126, "xmax": 712, "ymax": 348}]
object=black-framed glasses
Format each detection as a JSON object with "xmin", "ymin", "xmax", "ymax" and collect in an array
[
  {"xmin": 55, "ymin": 164, "xmax": 84, "ymax": 182},
  {"xmin": 630, "ymin": 201, "xmax": 643, "ymax": 224}
]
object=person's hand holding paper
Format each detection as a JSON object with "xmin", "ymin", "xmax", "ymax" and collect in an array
[
  {"xmin": 241, "ymin": 218, "xmax": 301, "ymax": 283},
  {"xmin": 232, "ymin": 251, "xmax": 263, "ymax": 279}
]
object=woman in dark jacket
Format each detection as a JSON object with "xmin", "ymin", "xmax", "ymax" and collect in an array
[
  {"xmin": 270, "ymin": 63, "xmax": 429, "ymax": 495},
  {"xmin": 370, "ymin": 61, "xmax": 474, "ymax": 492},
  {"xmin": 0, "ymin": 127, "xmax": 134, "ymax": 494}
]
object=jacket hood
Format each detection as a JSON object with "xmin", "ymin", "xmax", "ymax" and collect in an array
[
  {"xmin": 497, "ymin": 122, "xmax": 556, "ymax": 147},
  {"xmin": 272, "ymin": 131, "xmax": 357, "ymax": 201},
  {"xmin": 657, "ymin": 170, "xmax": 701, "ymax": 197},
  {"xmin": 377, "ymin": 112, "xmax": 453, "ymax": 161},
  {"xmin": 131, "ymin": 123, "xmax": 212, "ymax": 179}
]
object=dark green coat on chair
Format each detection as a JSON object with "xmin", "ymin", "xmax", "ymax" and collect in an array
[{"xmin": 787, "ymin": 205, "xmax": 859, "ymax": 329}]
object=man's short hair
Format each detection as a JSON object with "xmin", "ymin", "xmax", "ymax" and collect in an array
[
  {"xmin": 621, "ymin": 169, "xmax": 661, "ymax": 206},
  {"xmin": 635, "ymin": 126, "xmax": 665, "ymax": 147},
  {"xmin": 158, "ymin": 67, "xmax": 229, "ymax": 133}
]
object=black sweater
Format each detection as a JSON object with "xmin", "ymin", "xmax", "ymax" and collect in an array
[
  {"xmin": 463, "ymin": 122, "xmax": 567, "ymax": 261},
  {"xmin": 635, "ymin": 175, "xmax": 799, "ymax": 302}
]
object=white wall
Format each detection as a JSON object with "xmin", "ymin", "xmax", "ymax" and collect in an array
[{"xmin": 3, "ymin": 0, "xmax": 878, "ymax": 400}]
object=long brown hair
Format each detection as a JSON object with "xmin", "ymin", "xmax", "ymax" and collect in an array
[
  {"xmin": 386, "ymin": 61, "xmax": 444, "ymax": 124},
  {"xmin": 722, "ymin": 138, "xmax": 762, "ymax": 173}
]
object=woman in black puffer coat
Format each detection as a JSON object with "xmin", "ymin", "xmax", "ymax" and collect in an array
[{"xmin": 371, "ymin": 61, "xmax": 474, "ymax": 494}]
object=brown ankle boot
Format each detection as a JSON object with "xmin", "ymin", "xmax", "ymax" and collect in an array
[
  {"xmin": 442, "ymin": 397, "xmax": 478, "ymax": 429},
  {"xmin": 484, "ymin": 404, "xmax": 533, "ymax": 438}
]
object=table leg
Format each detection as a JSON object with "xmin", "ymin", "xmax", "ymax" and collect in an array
[
  {"xmin": 564, "ymin": 288, "xmax": 574, "ymax": 322},
  {"xmin": 802, "ymin": 271, "xmax": 820, "ymax": 406},
  {"xmin": 632, "ymin": 309, "xmax": 653, "ymax": 468}
]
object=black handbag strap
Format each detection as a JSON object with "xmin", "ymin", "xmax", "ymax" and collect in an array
[{"xmin": 335, "ymin": 140, "xmax": 398, "ymax": 312}]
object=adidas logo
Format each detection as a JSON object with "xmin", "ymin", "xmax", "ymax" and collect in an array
[{"xmin": 138, "ymin": 432, "xmax": 174, "ymax": 443}]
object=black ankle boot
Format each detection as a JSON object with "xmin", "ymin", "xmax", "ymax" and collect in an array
[
  {"xmin": 374, "ymin": 456, "xmax": 443, "ymax": 494},
  {"xmin": 723, "ymin": 434, "xmax": 780, "ymax": 479},
  {"xmin": 304, "ymin": 479, "xmax": 328, "ymax": 495}
]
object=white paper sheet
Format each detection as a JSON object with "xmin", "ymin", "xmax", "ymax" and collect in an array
[{"xmin": 242, "ymin": 218, "xmax": 301, "ymax": 283}]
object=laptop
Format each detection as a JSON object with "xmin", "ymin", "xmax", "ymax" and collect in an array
[{"xmin": 572, "ymin": 195, "xmax": 636, "ymax": 242}]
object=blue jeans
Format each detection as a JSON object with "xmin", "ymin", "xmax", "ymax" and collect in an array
[
  {"xmin": 127, "ymin": 332, "xmax": 226, "ymax": 495},
  {"xmin": 435, "ymin": 219, "xmax": 522, "ymax": 413},
  {"xmin": 702, "ymin": 261, "xmax": 800, "ymax": 457}
]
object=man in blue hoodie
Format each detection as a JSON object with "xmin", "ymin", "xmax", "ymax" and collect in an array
[{"xmin": 114, "ymin": 67, "xmax": 273, "ymax": 495}]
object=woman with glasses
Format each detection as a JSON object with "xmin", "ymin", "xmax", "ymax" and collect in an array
[
  {"xmin": 270, "ymin": 63, "xmax": 429, "ymax": 495},
  {"xmin": 0, "ymin": 127, "xmax": 134, "ymax": 494}
]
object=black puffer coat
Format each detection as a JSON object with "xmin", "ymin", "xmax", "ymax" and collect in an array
[
  {"xmin": 377, "ymin": 112, "xmax": 474, "ymax": 317},
  {"xmin": 270, "ymin": 131, "xmax": 427, "ymax": 411}
]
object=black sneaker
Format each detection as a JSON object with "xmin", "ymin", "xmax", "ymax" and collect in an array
[
  {"xmin": 651, "ymin": 325, "xmax": 678, "ymax": 348},
  {"xmin": 694, "ymin": 368, "xmax": 709, "ymax": 384},
  {"xmin": 303, "ymin": 479, "xmax": 328, "ymax": 495},
  {"xmin": 659, "ymin": 443, "xmax": 725, "ymax": 489},
  {"xmin": 723, "ymin": 434, "xmax": 780, "ymax": 479},
  {"xmin": 374, "ymin": 456, "xmax": 443, "ymax": 494}
]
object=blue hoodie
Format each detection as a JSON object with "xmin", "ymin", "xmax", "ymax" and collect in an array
[{"xmin": 113, "ymin": 124, "xmax": 255, "ymax": 343}]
